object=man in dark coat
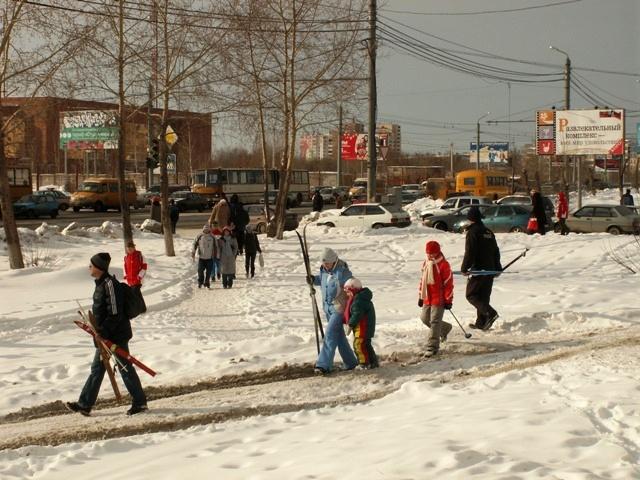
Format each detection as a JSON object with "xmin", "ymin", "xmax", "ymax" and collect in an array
[
  {"xmin": 621, "ymin": 189, "xmax": 634, "ymax": 206},
  {"xmin": 461, "ymin": 207, "xmax": 502, "ymax": 331},
  {"xmin": 244, "ymin": 224, "xmax": 262, "ymax": 278},
  {"xmin": 530, "ymin": 189, "xmax": 547, "ymax": 235},
  {"xmin": 312, "ymin": 190, "xmax": 324, "ymax": 212},
  {"xmin": 229, "ymin": 194, "xmax": 249, "ymax": 254},
  {"xmin": 169, "ymin": 199, "xmax": 180, "ymax": 234},
  {"xmin": 66, "ymin": 253, "xmax": 148, "ymax": 416}
]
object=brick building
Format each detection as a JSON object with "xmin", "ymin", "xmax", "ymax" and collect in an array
[{"xmin": 1, "ymin": 97, "xmax": 211, "ymax": 187}]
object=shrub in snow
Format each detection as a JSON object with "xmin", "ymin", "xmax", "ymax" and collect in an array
[
  {"xmin": 100, "ymin": 221, "xmax": 123, "ymax": 238},
  {"xmin": 61, "ymin": 222, "xmax": 90, "ymax": 237}
]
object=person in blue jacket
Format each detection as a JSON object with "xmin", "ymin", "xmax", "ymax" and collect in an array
[{"xmin": 309, "ymin": 247, "xmax": 358, "ymax": 374}]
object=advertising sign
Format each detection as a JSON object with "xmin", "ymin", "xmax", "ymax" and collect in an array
[
  {"xmin": 594, "ymin": 156, "xmax": 620, "ymax": 172},
  {"xmin": 555, "ymin": 109, "xmax": 624, "ymax": 155},
  {"xmin": 468, "ymin": 142, "xmax": 509, "ymax": 163},
  {"xmin": 536, "ymin": 110, "xmax": 556, "ymax": 155},
  {"xmin": 59, "ymin": 110, "xmax": 118, "ymax": 150},
  {"xmin": 341, "ymin": 133, "xmax": 369, "ymax": 161}
]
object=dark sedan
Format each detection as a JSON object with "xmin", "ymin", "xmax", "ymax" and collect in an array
[
  {"xmin": 13, "ymin": 194, "xmax": 59, "ymax": 219},
  {"xmin": 422, "ymin": 204, "xmax": 489, "ymax": 231},
  {"xmin": 170, "ymin": 191, "xmax": 208, "ymax": 212}
]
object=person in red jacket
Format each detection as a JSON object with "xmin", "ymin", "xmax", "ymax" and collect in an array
[
  {"xmin": 557, "ymin": 191, "xmax": 569, "ymax": 235},
  {"xmin": 418, "ymin": 240, "xmax": 453, "ymax": 357},
  {"xmin": 124, "ymin": 241, "xmax": 147, "ymax": 312}
]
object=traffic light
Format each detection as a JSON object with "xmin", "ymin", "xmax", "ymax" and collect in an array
[{"xmin": 146, "ymin": 139, "xmax": 159, "ymax": 169}]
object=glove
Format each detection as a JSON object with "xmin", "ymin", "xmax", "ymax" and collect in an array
[
  {"xmin": 418, "ymin": 299, "xmax": 424, "ymax": 308},
  {"xmin": 444, "ymin": 303, "xmax": 452, "ymax": 310},
  {"xmin": 306, "ymin": 274, "xmax": 315, "ymax": 285},
  {"xmin": 343, "ymin": 324, "xmax": 352, "ymax": 336}
]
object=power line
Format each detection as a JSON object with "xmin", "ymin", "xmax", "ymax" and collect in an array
[{"xmin": 382, "ymin": 0, "xmax": 583, "ymax": 16}]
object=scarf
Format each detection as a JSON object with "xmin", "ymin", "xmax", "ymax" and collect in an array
[{"xmin": 420, "ymin": 254, "xmax": 443, "ymax": 300}]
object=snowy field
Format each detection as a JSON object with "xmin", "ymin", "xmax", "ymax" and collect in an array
[{"xmin": 1, "ymin": 188, "xmax": 639, "ymax": 479}]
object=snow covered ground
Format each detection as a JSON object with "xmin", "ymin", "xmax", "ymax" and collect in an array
[{"xmin": 1, "ymin": 188, "xmax": 639, "ymax": 479}]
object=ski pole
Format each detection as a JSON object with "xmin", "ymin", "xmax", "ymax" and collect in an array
[
  {"xmin": 448, "ymin": 309, "xmax": 472, "ymax": 339},
  {"xmin": 501, "ymin": 248, "xmax": 529, "ymax": 272}
]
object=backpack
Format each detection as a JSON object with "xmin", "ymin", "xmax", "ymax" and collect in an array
[{"xmin": 113, "ymin": 275, "xmax": 147, "ymax": 319}]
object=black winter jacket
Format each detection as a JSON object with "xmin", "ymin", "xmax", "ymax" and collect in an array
[
  {"xmin": 93, "ymin": 273, "xmax": 132, "ymax": 344},
  {"xmin": 461, "ymin": 222, "xmax": 502, "ymax": 273},
  {"xmin": 244, "ymin": 232, "xmax": 262, "ymax": 255}
]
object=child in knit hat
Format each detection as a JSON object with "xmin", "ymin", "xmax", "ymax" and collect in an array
[
  {"xmin": 343, "ymin": 277, "xmax": 378, "ymax": 369},
  {"xmin": 418, "ymin": 240, "xmax": 453, "ymax": 357}
]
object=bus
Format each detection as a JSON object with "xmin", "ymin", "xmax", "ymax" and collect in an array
[
  {"xmin": 192, "ymin": 168, "xmax": 310, "ymax": 205},
  {"xmin": 421, "ymin": 177, "xmax": 455, "ymax": 200},
  {"xmin": 8, "ymin": 167, "xmax": 32, "ymax": 202},
  {"xmin": 455, "ymin": 169, "xmax": 511, "ymax": 198}
]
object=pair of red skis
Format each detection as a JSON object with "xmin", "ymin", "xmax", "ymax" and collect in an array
[{"xmin": 74, "ymin": 307, "xmax": 156, "ymax": 401}]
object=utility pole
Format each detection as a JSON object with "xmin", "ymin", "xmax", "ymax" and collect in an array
[
  {"xmin": 337, "ymin": 104, "xmax": 342, "ymax": 187},
  {"xmin": 147, "ymin": 81, "xmax": 153, "ymax": 188},
  {"xmin": 476, "ymin": 112, "xmax": 490, "ymax": 170},
  {"xmin": 449, "ymin": 143, "xmax": 454, "ymax": 177},
  {"xmin": 367, "ymin": 0, "xmax": 377, "ymax": 202}
]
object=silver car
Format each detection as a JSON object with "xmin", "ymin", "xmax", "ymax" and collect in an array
[{"xmin": 565, "ymin": 204, "xmax": 640, "ymax": 235}]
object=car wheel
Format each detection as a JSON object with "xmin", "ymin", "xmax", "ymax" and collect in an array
[
  {"xmin": 607, "ymin": 226, "xmax": 622, "ymax": 235},
  {"xmin": 72, "ymin": 206, "xmax": 80, "ymax": 212},
  {"xmin": 94, "ymin": 202, "xmax": 104, "ymax": 212},
  {"xmin": 256, "ymin": 222, "xmax": 267, "ymax": 234},
  {"xmin": 433, "ymin": 221, "xmax": 447, "ymax": 231},
  {"xmin": 28, "ymin": 209, "xmax": 36, "ymax": 219},
  {"xmin": 509, "ymin": 226, "xmax": 523, "ymax": 233},
  {"xmin": 197, "ymin": 206, "xmax": 204, "ymax": 212},
  {"xmin": 372, "ymin": 223, "xmax": 384, "ymax": 229},
  {"xmin": 60, "ymin": 203, "xmax": 69, "ymax": 211},
  {"xmin": 324, "ymin": 222, "xmax": 335, "ymax": 228},
  {"xmin": 50, "ymin": 210, "xmax": 58, "ymax": 219}
]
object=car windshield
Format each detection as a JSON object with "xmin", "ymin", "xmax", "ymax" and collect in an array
[
  {"xmin": 353, "ymin": 181, "xmax": 367, "ymax": 188},
  {"xmin": 500, "ymin": 196, "xmax": 529, "ymax": 204},
  {"xmin": 18, "ymin": 195, "xmax": 34, "ymax": 202},
  {"xmin": 78, "ymin": 182, "xmax": 101, "ymax": 192},
  {"xmin": 173, "ymin": 192, "xmax": 188, "ymax": 199}
]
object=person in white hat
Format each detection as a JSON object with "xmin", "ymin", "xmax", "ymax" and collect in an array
[{"xmin": 308, "ymin": 247, "xmax": 358, "ymax": 374}]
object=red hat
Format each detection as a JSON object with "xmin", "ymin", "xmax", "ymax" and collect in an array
[
  {"xmin": 425, "ymin": 241, "xmax": 441, "ymax": 255},
  {"xmin": 211, "ymin": 228, "xmax": 222, "ymax": 235}
]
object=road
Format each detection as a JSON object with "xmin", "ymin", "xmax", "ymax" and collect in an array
[{"xmin": 5, "ymin": 204, "xmax": 313, "ymax": 232}]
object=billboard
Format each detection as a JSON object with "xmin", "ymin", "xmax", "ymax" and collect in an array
[
  {"xmin": 469, "ymin": 142, "xmax": 509, "ymax": 164},
  {"xmin": 59, "ymin": 110, "xmax": 118, "ymax": 150},
  {"xmin": 341, "ymin": 133, "xmax": 369, "ymax": 161},
  {"xmin": 536, "ymin": 110, "xmax": 556, "ymax": 155},
  {"xmin": 555, "ymin": 109, "xmax": 624, "ymax": 155}
]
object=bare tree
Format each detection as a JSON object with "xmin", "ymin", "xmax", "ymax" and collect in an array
[
  {"xmin": 0, "ymin": 1, "xmax": 89, "ymax": 269},
  {"xmin": 222, "ymin": 0, "xmax": 367, "ymax": 238}
]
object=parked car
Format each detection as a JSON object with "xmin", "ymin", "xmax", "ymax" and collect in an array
[
  {"xmin": 170, "ymin": 191, "xmax": 208, "ymax": 212},
  {"xmin": 401, "ymin": 190, "xmax": 422, "ymax": 205},
  {"xmin": 318, "ymin": 187, "xmax": 337, "ymax": 203},
  {"xmin": 259, "ymin": 190, "xmax": 300, "ymax": 208},
  {"xmin": 421, "ymin": 195, "xmax": 492, "ymax": 220},
  {"xmin": 401, "ymin": 184, "xmax": 422, "ymax": 194},
  {"xmin": 246, "ymin": 204, "xmax": 299, "ymax": 233},
  {"xmin": 333, "ymin": 186, "xmax": 350, "ymax": 201},
  {"xmin": 35, "ymin": 189, "xmax": 70, "ymax": 211},
  {"xmin": 317, "ymin": 203, "xmax": 411, "ymax": 229},
  {"xmin": 496, "ymin": 194, "xmax": 555, "ymax": 228},
  {"xmin": 13, "ymin": 194, "xmax": 59, "ymax": 219},
  {"xmin": 423, "ymin": 204, "xmax": 491, "ymax": 231},
  {"xmin": 564, "ymin": 204, "xmax": 640, "ymax": 235},
  {"xmin": 453, "ymin": 204, "xmax": 532, "ymax": 233}
]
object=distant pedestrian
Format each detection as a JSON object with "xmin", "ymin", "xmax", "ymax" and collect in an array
[
  {"xmin": 65, "ymin": 252, "xmax": 147, "ymax": 417},
  {"xmin": 529, "ymin": 189, "xmax": 547, "ymax": 235},
  {"xmin": 229, "ymin": 194, "xmax": 249, "ymax": 255},
  {"xmin": 418, "ymin": 240, "xmax": 453, "ymax": 357},
  {"xmin": 191, "ymin": 225, "xmax": 217, "ymax": 289},
  {"xmin": 244, "ymin": 224, "xmax": 262, "ymax": 279},
  {"xmin": 218, "ymin": 226, "xmax": 238, "ymax": 289},
  {"xmin": 150, "ymin": 196, "xmax": 161, "ymax": 223},
  {"xmin": 210, "ymin": 228, "xmax": 222, "ymax": 283},
  {"xmin": 343, "ymin": 277, "xmax": 378, "ymax": 369},
  {"xmin": 335, "ymin": 195, "xmax": 343, "ymax": 209},
  {"xmin": 621, "ymin": 188, "xmax": 634, "ymax": 206},
  {"xmin": 312, "ymin": 190, "xmax": 324, "ymax": 212},
  {"xmin": 209, "ymin": 197, "xmax": 231, "ymax": 229},
  {"xmin": 169, "ymin": 199, "xmax": 180, "ymax": 234},
  {"xmin": 461, "ymin": 206, "xmax": 502, "ymax": 331},
  {"xmin": 557, "ymin": 191, "xmax": 569, "ymax": 235},
  {"xmin": 123, "ymin": 240, "xmax": 147, "ymax": 313}
]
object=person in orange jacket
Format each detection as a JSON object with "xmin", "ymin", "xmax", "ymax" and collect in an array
[
  {"xmin": 556, "ymin": 191, "xmax": 569, "ymax": 235},
  {"xmin": 418, "ymin": 240, "xmax": 453, "ymax": 357},
  {"xmin": 124, "ymin": 240, "xmax": 147, "ymax": 312}
]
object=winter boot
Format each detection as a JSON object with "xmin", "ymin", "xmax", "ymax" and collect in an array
[
  {"xmin": 440, "ymin": 322, "xmax": 453, "ymax": 342},
  {"xmin": 423, "ymin": 346, "xmax": 439, "ymax": 358},
  {"xmin": 65, "ymin": 401, "xmax": 91, "ymax": 417}
]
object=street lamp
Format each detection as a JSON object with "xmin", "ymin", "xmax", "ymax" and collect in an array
[
  {"xmin": 549, "ymin": 45, "xmax": 571, "ymax": 109},
  {"xmin": 476, "ymin": 112, "xmax": 490, "ymax": 170}
]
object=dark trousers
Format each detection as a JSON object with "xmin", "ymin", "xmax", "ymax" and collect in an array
[
  {"xmin": 78, "ymin": 341, "xmax": 146, "ymax": 408},
  {"xmin": 171, "ymin": 220, "xmax": 177, "ymax": 234},
  {"xmin": 466, "ymin": 276, "xmax": 497, "ymax": 328},
  {"xmin": 245, "ymin": 252, "xmax": 257, "ymax": 277},
  {"xmin": 197, "ymin": 258, "xmax": 213, "ymax": 287},
  {"xmin": 558, "ymin": 218, "xmax": 569, "ymax": 235},
  {"xmin": 132, "ymin": 284, "xmax": 147, "ymax": 313},
  {"xmin": 236, "ymin": 230, "xmax": 245, "ymax": 255},
  {"xmin": 222, "ymin": 273, "xmax": 234, "ymax": 288}
]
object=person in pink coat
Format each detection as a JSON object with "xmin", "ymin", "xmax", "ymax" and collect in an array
[{"xmin": 557, "ymin": 191, "xmax": 569, "ymax": 235}]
